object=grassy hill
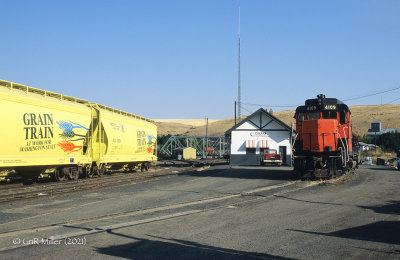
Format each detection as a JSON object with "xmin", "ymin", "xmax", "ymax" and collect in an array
[{"xmin": 155, "ymin": 105, "xmax": 400, "ymax": 137}]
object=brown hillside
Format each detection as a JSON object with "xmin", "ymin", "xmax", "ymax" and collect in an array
[
  {"xmin": 155, "ymin": 122, "xmax": 194, "ymax": 136},
  {"xmin": 155, "ymin": 105, "xmax": 400, "ymax": 137},
  {"xmin": 155, "ymin": 119, "xmax": 218, "ymax": 126}
]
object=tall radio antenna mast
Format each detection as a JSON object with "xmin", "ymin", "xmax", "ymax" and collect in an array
[{"xmin": 238, "ymin": 7, "xmax": 241, "ymax": 123}]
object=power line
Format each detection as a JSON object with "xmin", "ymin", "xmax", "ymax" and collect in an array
[
  {"xmin": 342, "ymin": 86, "xmax": 400, "ymax": 102},
  {"xmin": 238, "ymin": 86, "xmax": 400, "ymax": 115},
  {"xmin": 241, "ymin": 102, "xmax": 298, "ymax": 108},
  {"xmin": 240, "ymin": 105, "xmax": 253, "ymax": 114},
  {"xmin": 386, "ymin": 97, "xmax": 400, "ymax": 104}
]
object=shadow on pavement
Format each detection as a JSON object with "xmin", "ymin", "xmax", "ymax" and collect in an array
[
  {"xmin": 178, "ymin": 166, "xmax": 295, "ymax": 181},
  {"xmin": 96, "ymin": 231, "xmax": 296, "ymax": 259},
  {"xmin": 351, "ymin": 246, "xmax": 400, "ymax": 256},
  {"xmin": 360, "ymin": 200, "xmax": 400, "ymax": 215},
  {"xmin": 288, "ymin": 221, "xmax": 400, "ymax": 245}
]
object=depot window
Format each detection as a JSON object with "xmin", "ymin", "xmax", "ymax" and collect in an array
[
  {"xmin": 306, "ymin": 112, "xmax": 320, "ymax": 120},
  {"xmin": 322, "ymin": 111, "xmax": 337, "ymax": 119},
  {"xmin": 246, "ymin": 148, "xmax": 256, "ymax": 155}
]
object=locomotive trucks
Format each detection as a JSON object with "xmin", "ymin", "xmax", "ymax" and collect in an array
[{"xmin": 0, "ymin": 79, "xmax": 157, "ymax": 181}]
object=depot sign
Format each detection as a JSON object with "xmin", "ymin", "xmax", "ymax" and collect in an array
[{"xmin": 250, "ymin": 131, "xmax": 268, "ymax": 137}]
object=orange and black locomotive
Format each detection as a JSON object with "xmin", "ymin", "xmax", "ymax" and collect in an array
[{"xmin": 293, "ymin": 94, "xmax": 359, "ymax": 178}]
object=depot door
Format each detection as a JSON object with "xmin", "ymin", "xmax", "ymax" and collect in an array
[{"xmin": 279, "ymin": 146, "xmax": 287, "ymax": 164}]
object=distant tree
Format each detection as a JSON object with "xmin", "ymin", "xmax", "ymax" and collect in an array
[
  {"xmin": 353, "ymin": 134, "xmax": 373, "ymax": 144},
  {"xmin": 157, "ymin": 134, "xmax": 172, "ymax": 148},
  {"xmin": 379, "ymin": 132, "xmax": 400, "ymax": 153}
]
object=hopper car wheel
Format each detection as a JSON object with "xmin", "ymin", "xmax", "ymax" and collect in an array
[
  {"xmin": 69, "ymin": 167, "xmax": 79, "ymax": 180},
  {"xmin": 55, "ymin": 169, "xmax": 67, "ymax": 181},
  {"xmin": 81, "ymin": 166, "xmax": 90, "ymax": 178},
  {"xmin": 141, "ymin": 163, "xmax": 149, "ymax": 172},
  {"xmin": 98, "ymin": 165, "xmax": 106, "ymax": 177},
  {"xmin": 88, "ymin": 166, "xmax": 97, "ymax": 178}
]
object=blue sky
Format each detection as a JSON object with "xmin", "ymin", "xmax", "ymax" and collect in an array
[{"xmin": 1, "ymin": 0, "xmax": 400, "ymax": 119}]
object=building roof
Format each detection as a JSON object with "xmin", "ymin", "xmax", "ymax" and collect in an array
[
  {"xmin": 366, "ymin": 128, "xmax": 399, "ymax": 136},
  {"xmin": 359, "ymin": 142, "xmax": 376, "ymax": 147},
  {"xmin": 225, "ymin": 108, "xmax": 293, "ymax": 136}
]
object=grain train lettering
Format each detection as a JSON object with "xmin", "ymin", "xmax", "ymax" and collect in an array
[
  {"xmin": 137, "ymin": 131, "xmax": 147, "ymax": 146},
  {"xmin": 23, "ymin": 126, "xmax": 54, "ymax": 140},
  {"xmin": 23, "ymin": 113, "xmax": 54, "ymax": 140},
  {"xmin": 23, "ymin": 113, "xmax": 53, "ymax": 125}
]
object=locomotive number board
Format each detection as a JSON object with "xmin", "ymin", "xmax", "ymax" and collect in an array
[
  {"xmin": 306, "ymin": 104, "xmax": 337, "ymax": 111},
  {"xmin": 324, "ymin": 105, "xmax": 337, "ymax": 110}
]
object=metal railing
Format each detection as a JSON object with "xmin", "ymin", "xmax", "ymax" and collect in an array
[{"xmin": 159, "ymin": 136, "xmax": 226, "ymax": 158}]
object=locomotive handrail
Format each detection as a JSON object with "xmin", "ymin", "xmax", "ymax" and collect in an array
[
  {"xmin": 336, "ymin": 131, "xmax": 348, "ymax": 167},
  {"xmin": 291, "ymin": 133, "xmax": 298, "ymax": 152},
  {"xmin": 342, "ymin": 127, "xmax": 350, "ymax": 162},
  {"xmin": 338, "ymin": 147, "xmax": 345, "ymax": 167}
]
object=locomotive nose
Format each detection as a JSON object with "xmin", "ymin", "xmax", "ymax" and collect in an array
[{"xmin": 302, "ymin": 119, "xmax": 338, "ymax": 153}]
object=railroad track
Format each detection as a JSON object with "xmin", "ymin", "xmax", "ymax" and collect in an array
[
  {"xmin": 0, "ymin": 159, "xmax": 225, "ymax": 187},
  {"xmin": 0, "ymin": 159, "xmax": 228, "ymax": 204},
  {"xmin": 0, "ymin": 165, "xmax": 197, "ymax": 205}
]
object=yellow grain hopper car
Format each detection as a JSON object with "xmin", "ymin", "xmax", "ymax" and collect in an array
[
  {"xmin": 0, "ymin": 79, "xmax": 157, "ymax": 181},
  {"xmin": 90, "ymin": 103, "xmax": 157, "ymax": 175}
]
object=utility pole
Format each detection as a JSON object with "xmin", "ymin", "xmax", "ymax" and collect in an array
[
  {"xmin": 234, "ymin": 101, "xmax": 237, "ymax": 125},
  {"xmin": 237, "ymin": 7, "xmax": 241, "ymax": 123},
  {"xmin": 290, "ymin": 122, "xmax": 293, "ymax": 167},
  {"xmin": 206, "ymin": 118, "xmax": 209, "ymax": 158}
]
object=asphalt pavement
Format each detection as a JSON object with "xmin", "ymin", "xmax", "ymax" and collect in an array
[{"xmin": 0, "ymin": 165, "xmax": 399, "ymax": 259}]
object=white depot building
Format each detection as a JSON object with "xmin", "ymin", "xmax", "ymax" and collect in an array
[{"xmin": 225, "ymin": 108, "xmax": 294, "ymax": 166}]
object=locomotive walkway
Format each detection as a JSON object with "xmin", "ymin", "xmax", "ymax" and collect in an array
[{"xmin": 0, "ymin": 165, "xmax": 399, "ymax": 259}]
